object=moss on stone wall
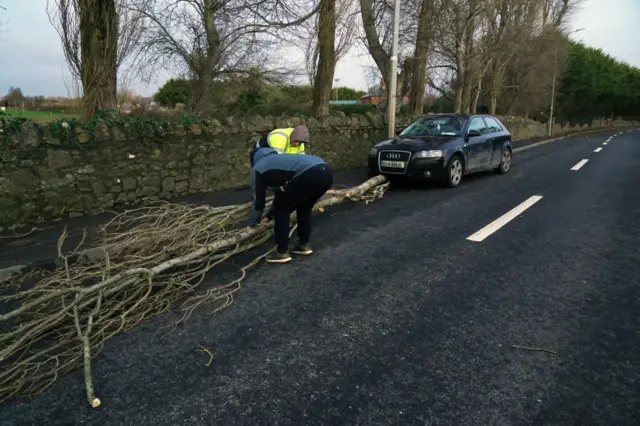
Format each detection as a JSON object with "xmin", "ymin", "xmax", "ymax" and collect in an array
[{"xmin": 0, "ymin": 111, "xmax": 636, "ymax": 228}]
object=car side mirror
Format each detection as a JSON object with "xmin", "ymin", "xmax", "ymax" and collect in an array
[
  {"xmin": 467, "ymin": 129, "xmax": 481, "ymax": 137},
  {"xmin": 396, "ymin": 127, "xmax": 406, "ymax": 135}
]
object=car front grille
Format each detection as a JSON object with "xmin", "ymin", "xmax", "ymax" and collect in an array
[{"xmin": 378, "ymin": 150, "xmax": 411, "ymax": 174}]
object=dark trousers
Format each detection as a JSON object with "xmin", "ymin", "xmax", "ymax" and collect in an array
[{"xmin": 272, "ymin": 164, "xmax": 333, "ymax": 253}]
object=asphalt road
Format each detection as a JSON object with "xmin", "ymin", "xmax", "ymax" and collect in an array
[{"xmin": 1, "ymin": 129, "xmax": 639, "ymax": 425}]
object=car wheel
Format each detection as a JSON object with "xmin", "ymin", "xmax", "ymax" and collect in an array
[
  {"xmin": 446, "ymin": 155, "xmax": 464, "ymax": 188},
  {"xmin": 495, "ymin": 148, "xmax": 512, "ymax": 174}
]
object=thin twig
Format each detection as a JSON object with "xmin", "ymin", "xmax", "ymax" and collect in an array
[
  {"xmin": 197, "ymin": 345, "xmax": 215, "ymax": 367},
  {"xmin": 0, "ymin": 226, "xmax": 51, "ymax": 239},
  {"xmin": 512, "ymin": 345, "xmax": 557, "ymax": 355}
]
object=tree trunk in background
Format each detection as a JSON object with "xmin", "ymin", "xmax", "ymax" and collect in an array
[
  {"xmin": 408, "ymin": 0, "xmax": 434, "ymax": 115},
  {"xmin": 312, "ymin": 0, "xmax": 336, "ymax": 116},
  {"xmin": 193, "ymin": 0, "xmax": 222, "ymax": 114},
  {"xmin": 360, "ymin": 0, "xmax": 390, "ymax": 86},
  {"xmin": 461, "ymin": 18, "xmax": 475, "ymax": 114},
  {"xmin": 396, "ymin": 61, "xmax": 410, "ymax": 113},
  {"xmin": 489, "ymin": 59, "xmax": 504, "ymax": 114},
  {"xmin": 453, "ymin": 37, "xmax": 465, "ymax": 113},
  {"xmin": 78, "ymin": 0, "xmax": 118, "ymax": 119},
  {"xmin": 471, "ymin": 76, "xmax": 481, "ymax": 113}
]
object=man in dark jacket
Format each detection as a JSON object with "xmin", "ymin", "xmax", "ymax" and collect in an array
[{"xmin": 248, "ymin": 147, "xmax": 333, "ymax": 263}]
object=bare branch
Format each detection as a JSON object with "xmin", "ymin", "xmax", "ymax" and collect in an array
[{"xmin": 0, "ymin": 176, "xmax": 392, "ymax": 404}]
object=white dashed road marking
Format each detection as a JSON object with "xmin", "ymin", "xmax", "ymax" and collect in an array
[
  {"xmin": 594, "ymin": 147, "xmax": 603, "ymax": 153},
  {"xmin": 466, "ymin": 195, "xmax": 544, "ymax": 243},
  {"xmin": 571, "ymin": 159, "xmax": 589, "ymax": 171}
]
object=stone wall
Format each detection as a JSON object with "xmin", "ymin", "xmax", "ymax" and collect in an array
[{"xmin": 0, "ymin": 113, "xmax": 636, "ymax": 228}]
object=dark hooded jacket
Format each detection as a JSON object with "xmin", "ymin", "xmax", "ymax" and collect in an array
[{"xmin": 248, "ymin": 148, "xmax": 327, "ymax": 226}]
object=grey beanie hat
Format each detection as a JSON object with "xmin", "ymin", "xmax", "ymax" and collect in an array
[{"xmin": 290, "ymin": 125, "xmax": 310, "ymax": 143}]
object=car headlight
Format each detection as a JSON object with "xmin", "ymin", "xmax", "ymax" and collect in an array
[
  {"xmin": 414, "ymin": 150, "xmax": 443, "ymax": 158},
  {"xmin": 369, "ymin": 147, "xmax": 378, "ymax": 156}
]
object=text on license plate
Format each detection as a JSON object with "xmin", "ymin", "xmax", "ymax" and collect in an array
[{"xmin": 381, "ymin": 160, "xmax": 405, "ymax": 168}]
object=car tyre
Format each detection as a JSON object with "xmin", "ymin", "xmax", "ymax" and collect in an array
[
  {"xmin": 494, "ymin": 148, "xmax": 512, "ymax": 174},
  {"xmin": 445, "ymin": 155, "xmax": 464, "ymax": 188}
]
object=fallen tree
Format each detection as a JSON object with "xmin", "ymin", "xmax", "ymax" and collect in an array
[{"xmin": 0, "ymin": 174, "xmax": 389, "ymax": 407}]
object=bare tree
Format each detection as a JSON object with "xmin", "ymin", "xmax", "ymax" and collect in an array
[
  {"xmin": 497, "ymin": 0, "xmax": 579, "ymax": 116},
  {"xmin": 406, "ymin": 0, "xmax": 435, "ymax": 114},
  {"xmin": 47, "ymin": 0, "xmax": 144, "ymax": 118},
  {"xmin": 127, "ymin": 0, "xmax": 317, "ymax": 114},
  {"xmin": 429, "ymin": 0, "xmax": 486, "ymax": 113},
  {"xmin": 295, "ymin": 0, "xmax": 358, "ymax": 87},
  {"xmin": 358, "ymin": 0, "xmax": 416, "ymax": 92},
  {"xmin": 425, "ymin": 0, "xmax": 581, "ymax": 115},
  {"xmin": 311, "ymin": 0, "xmax": 336, "ymax": 115},
  {"xmin": 541, "ymin": 0, "xmax": 574, "ymax": 28},
  {"xmin": 358, "ymin": 0, "xmax": 443, "ymax": 114},
  {"xmin": 484, "ymin": 0, "xmax": 579, "ymax": 114}
]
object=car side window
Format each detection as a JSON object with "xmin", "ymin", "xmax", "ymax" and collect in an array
[
  {"xmin": 468, "ymin": 117, "xmax": 487, "ymax": 134},
  {"xmin": 483, "ymin": 117, "xmax": 503, "ymax": 133}
]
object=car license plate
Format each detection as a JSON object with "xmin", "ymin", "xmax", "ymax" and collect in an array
[{"xmin": 381, "ymin": 160, "xmax": 405, "ymax": 168}]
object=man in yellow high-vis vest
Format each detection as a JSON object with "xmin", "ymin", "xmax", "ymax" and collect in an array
[{"xmin": 254, "ymin": 125, "xmax": 309, "ymax": 154}]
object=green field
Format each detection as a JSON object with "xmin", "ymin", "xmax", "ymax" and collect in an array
[{"xmin": 2, "ymin": 109, "xmax": 79, "ymax": 123}]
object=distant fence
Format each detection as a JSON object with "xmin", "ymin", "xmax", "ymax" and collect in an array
[{"xmin": 329, "ymin": 100, "xmax": 358, "ymax": 105}]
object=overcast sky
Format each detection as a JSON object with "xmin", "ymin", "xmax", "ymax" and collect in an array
[{"xmin": 0, "ymin": 0, "xmax": 638, "ymax": 97}]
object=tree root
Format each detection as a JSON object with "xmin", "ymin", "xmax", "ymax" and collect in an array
[{"xmin": 0, "ymin": 175, "xmax": 390, "ymax": 405}]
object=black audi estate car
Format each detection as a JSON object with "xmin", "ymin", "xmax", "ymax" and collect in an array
[{"xmin": 368, "ymin": 113, "xmax": 513, "ymax": 187}]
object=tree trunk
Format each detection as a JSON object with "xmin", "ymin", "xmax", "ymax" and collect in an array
[
  {"xmin": 78, "ymin": 0, "xmax": 118, "ymax": 119},
  {"xmin": 454, "ymin": 37, "xmax": 465, "ymax": 113},
  {"xmin": 312, "ymin": 0, "xmax": 336, "ymax": 116},
  {"xmin": 461, "ymin": 18, "xmax": 475, "ymax": 114},
  {"xmin": 398, "ymin": 59, "xmax": 412, "ymax": 111},
  {"xmin": 489, "ymin": 78, "xmax": 498, "ymax": 115},
  {"xmin": 471, "ymin": 76, "xmax": 481, "ymax": 114},
  {"xmin": 489, "ymin": 60, "xmax": 504, "ymax": 115},
  {"xmin": 408, "ymin": 0, "xmax": 434, "ymax": 115},
  {"xmin": 193, "ymin": 0, "xmax": 221, "ymax": 114},
  {"xmin": 360, "ymin": 0, "xmax": 390, "ymax": 86},
  {"xmin": 193, "ymin": 73, "xmax": 214, "ymax": 114}
]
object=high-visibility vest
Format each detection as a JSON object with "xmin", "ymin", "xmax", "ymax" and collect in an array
[{"xmin": 265, "ymin": 128, "xmax": 306, "ymax": 154}]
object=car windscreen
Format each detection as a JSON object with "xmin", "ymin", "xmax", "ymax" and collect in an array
[{"xmin": 399, "ymin": 116, "xmax": 465, "ymax": 137}]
